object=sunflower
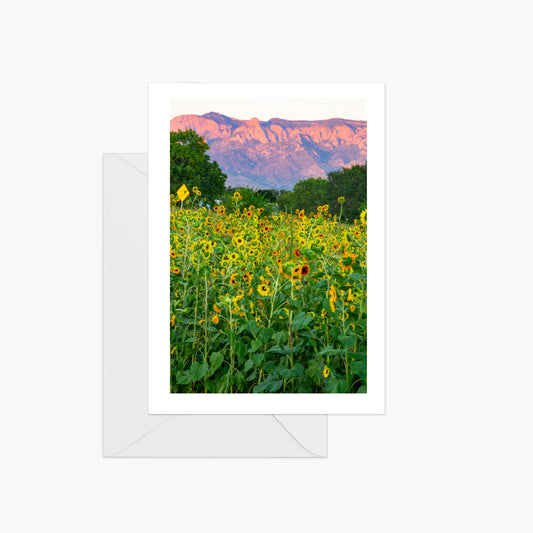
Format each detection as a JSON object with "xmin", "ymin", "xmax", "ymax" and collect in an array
[
  {"xmin": 233, "ymin": 191, "xmax": 242, "ymax": 201},
  {"xmin": 322, "ymin": 365, "xmax": 330, "ymax": 378},
  {"xmin": 211, "ymin": 315, "xmax": 219, "ymax": 325},
  {"xmin": 213, "ymin": 304, "xmax": 221, "ymax": 313},
  {"xmin": 232, "ymin": 291, "xmax": 244, "ymax": 306},
  {"xmin": 243, "ymin": 272, "xmax": 252, "ymax": 284},
  {"xmin": 229, "ymin": 274, "xmax": 237, "ymax": 286},
  {"xmin": 257, "ymin": 283, "xmax": 270, "ymax": 296},
  {"xmin": 172, "ymin": 267, "xmax": 180, "ymax": 274},
  {"xmin": 328, "ymin": 286, "xmax": 337, "ymax": 314},
  {"xmin": 170, "ymin": 314, "xmax": 176, "ymax": 327},
  {"xmin": 301, "ymin": 264, "xmax": 309, "ymax": 276},
  {"xmin": 340, "ymin": 254, "xmax": 356, "ymax": 271}
]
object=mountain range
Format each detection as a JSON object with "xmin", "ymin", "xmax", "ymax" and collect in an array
[{"xmin": 170, "ymin": 112, "xmax": 367, "ymax": 190}]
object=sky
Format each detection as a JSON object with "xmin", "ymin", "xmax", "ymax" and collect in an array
[{"xmin": 169, "ymin": 98, "xmax": 367, "ymax": 122}]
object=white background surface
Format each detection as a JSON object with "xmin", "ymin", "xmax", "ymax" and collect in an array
[{"xmin": 1, "ymin": 1, "xmax": 531, "ymax": 532}]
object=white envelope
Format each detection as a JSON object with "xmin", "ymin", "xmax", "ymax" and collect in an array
[{"xmin": 102, "ymin": 154, "xmax": 327, "ymax": 457}]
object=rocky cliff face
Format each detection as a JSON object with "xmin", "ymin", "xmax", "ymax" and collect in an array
[{"xmin": 170, "ymin": 112, "xmax": 367, "ymax": 189}]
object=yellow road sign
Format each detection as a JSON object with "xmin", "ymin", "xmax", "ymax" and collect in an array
[{"xmin": 176, "ymin": 184, "xmax": 190, "ymax": 202}]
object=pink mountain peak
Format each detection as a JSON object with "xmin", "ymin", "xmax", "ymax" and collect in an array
[{"xmin": 170, "ymin": 113, "xmax": 367, "ymax": 190}]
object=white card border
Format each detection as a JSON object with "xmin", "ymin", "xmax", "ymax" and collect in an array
[{"xmin": 148, "ymin": 82, "xmax": 385, "ymax": 414}]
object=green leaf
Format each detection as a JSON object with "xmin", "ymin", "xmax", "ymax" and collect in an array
[
  {"xmin": 267, "ymin": 379, "xmax": 284, "ymax": 392},
  {"xmin": 250, "ymin": 339, "xmax": 262, "ymax": 353},
  {"xmin": 273, "ymin": 330, "xmax": 289, "ymax": 345},
  {"xmin": 247, "ymin": 319, "xmax": 260, "ymax": 337},
  {"xmin": 259, "ymin": 327, "xmax": 274, "ymax": 345},
  {"xmin": 292, "ymin": 312, "xmax": 313, "ymax": 331},
  {"xmin": 306, "ymin": 361, "xmax": 323, "ymax": 386},
  {"xmin": 350, "ymin": 361, "xmax": 367, "ymax": 379},
  {"xmin": 209, "ymin": 352, "xmax": 224, "ymax": 375},
  {"xmin": 235, "ymin": 341, "xmax": 246, "ymax": 361},
  {"xmin": 244, "ymin": 359, "xmax": 254, "ymax": 372},
  {"xmin": 190, "ymin": 361, "xmax": 209, "ymax": 382},
  {"xmin": 338, "ymin": 334, "xmax": 357, "ymax": 348},
  {"xmin": 326, "ymin": 377, "xmax": 339, "ymax": 393},
  {"xmin": 251, "ymin": 352, "xmax": 265, "ymax": 367},
  {"xmin": 336, "ymin": 380, "xmax": 350, "ymax": 393},
  {"xmin": 348, "ymin": 272, "xmax": 366, "ymax": 283},
  {"xmin": 267, "ymin": 345, "xmax": 288, "ymax": 355},
  {"xmin": 298, "ymin": 381, "xmax": 313, "ymax": 393},
  {"xmin": 347, "ymin": 351, "xmax": 367, "ymax": 361},
  {"xmin": 245, "ymin": 369, "xmax": 258, "ymax": 382},
  {"xmin": 280, "ymin": 367, "xmax": 299, "ymax": 379},
  {"xmin": 318, "ymin": 347, "xmax": 344, "ymax": 357},
  {"xmin": 233, "ymin": 370, "xmax": 244, "ymax": 389},
  {"xmin": 279, "ymin": 363, "xmax": 304, "ymax": 380},
  {"xmin": 254, "ymin": 381, "xmax": 270, "ymax": 393},
  {"xmin": 175, "ymin": 373, "xmax": 192, "ymax": 385},
  {"xmin": 293, "ymin": 362, "xmax": 305, "ymax": 377}
]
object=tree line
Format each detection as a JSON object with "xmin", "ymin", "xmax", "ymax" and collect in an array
[{"xmin": 170, "ymin": 129, "xmax": 367, "ymax": 221}]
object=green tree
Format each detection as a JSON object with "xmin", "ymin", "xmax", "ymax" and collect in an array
[
  {"xmin": 170, "ymin": 129, "xmax": 227, "ymax": 205},
  {"xmin": 278, "ymin": 177, "xmax": 328, "ymax": 213},
  {"xmin": 224, "ymin": 186, "xmax": 275, "ymax": 215},
  {"xmin": 326, "ymin": 163, "xmax": 367, "ymax": 222}
]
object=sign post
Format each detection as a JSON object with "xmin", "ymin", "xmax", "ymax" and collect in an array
[{"xmin": 176, "ymin": 184, "xmax": 190, "ymax": 210}]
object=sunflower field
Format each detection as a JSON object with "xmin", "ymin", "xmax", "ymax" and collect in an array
[{"xmin": 170, "ymin": 189, "xmax": 367, "ymax": 393}]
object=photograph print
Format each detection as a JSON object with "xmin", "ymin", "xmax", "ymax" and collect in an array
[{"xmin": 168, "ymin": 93, "xmax": 370, "ymax": 394}]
